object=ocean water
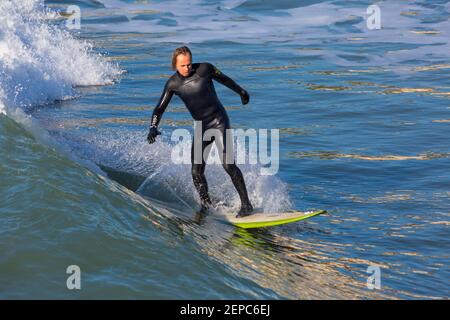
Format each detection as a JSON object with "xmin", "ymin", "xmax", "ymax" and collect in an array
[{"xmin": 0, "ymin": 0, "xmax": 449, "ymax": 299}]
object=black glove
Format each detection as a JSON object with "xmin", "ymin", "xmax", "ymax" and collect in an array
[
  {"xmin": 147, "ymin": 126, "xmax": 161, "ymax": 144},
  {"xmin": 240, "ymin": 89, "xmax": 250, "ymax": 105}
]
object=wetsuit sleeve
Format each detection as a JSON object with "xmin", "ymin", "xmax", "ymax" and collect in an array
[
  {"xmin": 150, "ymin": 80, "xmax": 174, "ymax": 128},
  {"xmin": 209, "ymin": 63, "xmax": 244, "ymax": 95}
]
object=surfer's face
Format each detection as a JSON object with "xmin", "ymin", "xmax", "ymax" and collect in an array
[{"xmin": 176, "ymin": 54, "xmax": 192, "ymax": 77}]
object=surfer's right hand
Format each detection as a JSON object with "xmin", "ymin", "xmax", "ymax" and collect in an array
[{"xmin": 147, "ymin": 126, "xmax": 161, "ymax": 144}]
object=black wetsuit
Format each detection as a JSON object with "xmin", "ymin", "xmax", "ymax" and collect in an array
[{"xmin": 149, "ymin": 62, "xmax": 253, "ymax": 215}]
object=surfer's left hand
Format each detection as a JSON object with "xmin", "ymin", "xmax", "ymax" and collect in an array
[{"xmin": 240, "ymin": 89, "xmax": 249, "ymax": 105}]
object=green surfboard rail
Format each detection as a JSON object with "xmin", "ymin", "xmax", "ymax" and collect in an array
[{"xmin": 230, "ymin": 210, "xmax": 327, "ymax": 229}]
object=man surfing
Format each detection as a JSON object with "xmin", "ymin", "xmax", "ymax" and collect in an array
[{"xmin": 147, "ymin": 46, "xmax": 254, "ymax": 218}]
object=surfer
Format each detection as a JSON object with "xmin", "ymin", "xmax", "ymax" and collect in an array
[{"xmin": 147, "ymin": 46, "xmax": 254, "ymax": 218}]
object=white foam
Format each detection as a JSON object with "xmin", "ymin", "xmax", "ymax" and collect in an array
[{"xmin": 0, "ymin": 0, "xmax": 121, "ymax": 115}]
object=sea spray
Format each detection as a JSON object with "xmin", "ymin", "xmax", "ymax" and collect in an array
[{"xmin": 71, "ymin": 128, "xmax": 293, "ymax": 213}]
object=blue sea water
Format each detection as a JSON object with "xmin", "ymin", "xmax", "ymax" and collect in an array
[{"xmin": 0, "ymin": 0, "xmax": 449, "ymax": 299}]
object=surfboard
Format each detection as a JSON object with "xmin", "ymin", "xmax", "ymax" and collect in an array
[{"xmin": 226, "ymin": 209, "xmax": 327, "ymax": 229}]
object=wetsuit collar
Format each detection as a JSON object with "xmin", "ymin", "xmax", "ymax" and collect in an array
[{"xmin": 176, "ymin": 65, "xmax": 195, "ymax": 79}]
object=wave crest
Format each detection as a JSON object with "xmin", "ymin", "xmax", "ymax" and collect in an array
[{"xmin": 0, "ymin": 0, "xmax": 121, "ymax": 114}]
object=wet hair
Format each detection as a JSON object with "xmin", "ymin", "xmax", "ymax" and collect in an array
[{"xmin": 171, "ymin": 46, "xmax": 192, "ymax": 70}]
